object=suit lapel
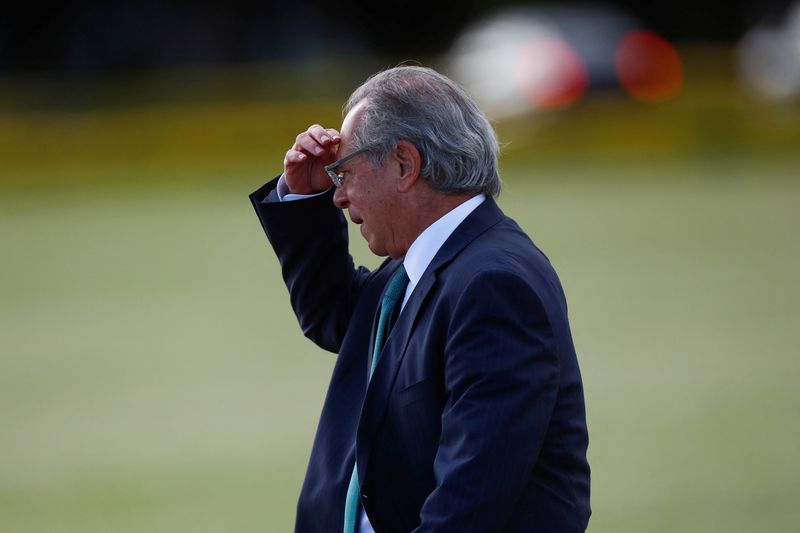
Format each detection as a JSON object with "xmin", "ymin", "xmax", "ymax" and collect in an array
[{"xmin": 355, "ymin": 198, "xmax": 506, "ymax": 484}]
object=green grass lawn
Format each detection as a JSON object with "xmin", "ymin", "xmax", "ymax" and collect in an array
[{"xmin": 1, "ymin": 155, "xmax": 798, "ymax": 532}]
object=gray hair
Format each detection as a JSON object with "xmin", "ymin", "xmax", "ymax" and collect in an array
[{"xmin": 344, "ymin": 66, "xmax": 501, "ymax": 197}]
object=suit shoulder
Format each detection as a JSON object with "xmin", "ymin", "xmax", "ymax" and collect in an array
[
  {"xmin": 441, "ymin": 216, "xmax": 570, "ymax": 313},
  {"xmin": 455, "ymin": 217, "xmax": 556, "ymax": 278}
]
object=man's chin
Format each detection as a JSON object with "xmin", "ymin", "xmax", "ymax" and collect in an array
[
  {"xmin": 362, "ymin": 230, "xmax": 389, "ymax": 258},
  {"xmin": 366, "ymin": 242, "xmax": 389, "ymax": 258}
]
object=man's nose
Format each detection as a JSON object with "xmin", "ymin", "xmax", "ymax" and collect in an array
[{"xmin": 333, "ymin": 186, "xmax": 349, "ymax": 209}]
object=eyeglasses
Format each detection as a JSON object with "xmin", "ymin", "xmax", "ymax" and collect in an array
[{"xmin": 324, "ymin": 147, "xmax": 373, "ymax": 188}]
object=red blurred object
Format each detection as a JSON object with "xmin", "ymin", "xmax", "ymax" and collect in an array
[
  {"xmin": 615, "ymin": 30, "xmax": 683, "ymax": 102},
  {"xmin": 519, "ymin": 36, "xmax": 589, "ymax": 109}
]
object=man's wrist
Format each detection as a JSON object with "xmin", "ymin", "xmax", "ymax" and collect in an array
[{"xmin": 276, "ymin": 175, "xmax": 330, "ymax": 202}]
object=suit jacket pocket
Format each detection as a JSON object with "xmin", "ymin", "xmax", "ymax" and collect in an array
[{"xmin": 396, "ymin": 378, "xmax": 436, "ymax": 407}]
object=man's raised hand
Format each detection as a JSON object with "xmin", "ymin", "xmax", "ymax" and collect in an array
[{"xmin": 283, "ymin": 124, "xmax": 341, "ymax": 194}]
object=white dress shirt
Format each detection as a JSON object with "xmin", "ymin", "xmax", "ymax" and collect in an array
[
  {"xmin": 399, "ymin": 193, "xmax": 485, "ymax": 309},
  {"xmin": 276, "ymin": 176, "xmax": 486, "ymax": 532}
]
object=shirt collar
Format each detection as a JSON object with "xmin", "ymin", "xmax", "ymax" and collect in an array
[{"xmin": 403, "ymin": 194, "xmax": 486, "ymax": 288}]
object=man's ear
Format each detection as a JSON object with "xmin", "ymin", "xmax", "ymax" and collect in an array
[{"xmin": 393, "ymin": 140, "xmax": 421, "ymax": 193}]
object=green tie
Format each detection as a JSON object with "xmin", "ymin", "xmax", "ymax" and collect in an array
[{"xmin": 343, "ymin": 265, "xmax": 409, "ymax": 533}]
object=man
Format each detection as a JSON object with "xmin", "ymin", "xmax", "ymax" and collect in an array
[{"xmin": 250, "ymin": 66, "xmax": 590, "ymax": 532}]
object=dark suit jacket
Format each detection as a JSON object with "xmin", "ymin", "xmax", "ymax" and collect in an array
[{"xmin": 250, "ymin": 177, "xmax": 590, "ymax": 532}]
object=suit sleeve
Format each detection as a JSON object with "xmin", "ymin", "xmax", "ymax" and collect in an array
[
  {"xmin": 249, "ymin": 177, "xmax": 372, "ymax": 353},
  {"xmin": 414, "ymin": 269, "xmax": 559, "ymax": 532}
]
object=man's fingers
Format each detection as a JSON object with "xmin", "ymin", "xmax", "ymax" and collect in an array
[
  {"xmin": 318, "ymin": 127, "xmax": 341, "ymax": 145},
  {"xmin": 284, "ymin": 149, "xmax": 307, "ymax": 166},
  {"xmin": 296, "ymin": 125, "xmax": 341, "ymax": 156},
  {"xmin": 294, "ymin": 133, "xmax": 326, "ymax": 156},
  {"xmin": 283, "ymin": 125, "xmax": 341, "ymax": 194},
  {"xmin": 326, "ymin": 128, "xmax": 341, "ymax": 144},
  {"xmin": 308, "ymin": 124, "xmax": 341, "ymax": 146},
  {"xmin": 308, "ymin": 124, "xmax": 329, "ymax": 144}
]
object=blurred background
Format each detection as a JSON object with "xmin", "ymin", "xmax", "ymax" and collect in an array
[{"xmin": 1, "ymin": 1, "xmax": 798, "ymax": 531}]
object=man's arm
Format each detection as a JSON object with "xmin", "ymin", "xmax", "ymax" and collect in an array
[
  {"xmin": 249, "ymin": 124, "xmax": 368, "ymax": 352},
  {"xmin": 414, "ymin": 269, "xmax": 560, "ymax": 532},
  {"xmin": 250, "ymin": 176, "xmax": 372, "ymax": 353}
]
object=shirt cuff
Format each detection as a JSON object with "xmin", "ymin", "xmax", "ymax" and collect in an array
[{"xmin": 276, "ymin": 174, "xmax": 331, "ymax": 202}]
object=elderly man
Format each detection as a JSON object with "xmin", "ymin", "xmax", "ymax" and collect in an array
[{"xmin": 249, "ymin": 66, "xmax": 590, "ymax": 532}]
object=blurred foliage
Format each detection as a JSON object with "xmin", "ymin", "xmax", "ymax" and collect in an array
[{"xmin": 0, "ymin": 47, "xmax": 797, "ymax": 188}]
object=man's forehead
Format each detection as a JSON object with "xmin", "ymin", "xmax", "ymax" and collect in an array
[
  {"xmin": 338, "ymin": 100, "xmax": 368, "ymax": 154},
  {"xmin": 341, "ymin": 100, "xmax": 368, "ymax": 133}
]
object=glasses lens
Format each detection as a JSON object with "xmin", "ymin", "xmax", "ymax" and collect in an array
[
  {"xmin": 326, "ymin": 146, "xmax": 372, "ymax": 187},
  {"xmin": 327, "ymin": 168, "xmax": 342, "ymax": 187}
]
